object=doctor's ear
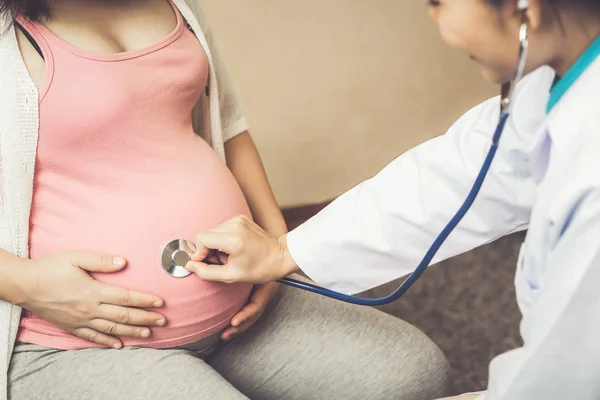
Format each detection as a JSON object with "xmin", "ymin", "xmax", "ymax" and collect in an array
[{"xmin": 523, "ymin": 0, "xmax": 543, "ymax": 31}]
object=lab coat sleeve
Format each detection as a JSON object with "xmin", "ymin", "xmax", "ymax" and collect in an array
[
  {"xmin": 286, "ymin": 67, "xmax": 554, "ymax": 294},
  {"xmin": 480, "ymin": 187, "xmax": 600, "ymax": 400}
]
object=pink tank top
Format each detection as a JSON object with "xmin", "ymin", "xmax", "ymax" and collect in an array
[{"xmin": 17, "ymin": 3, "xmax": 253, "ymax": 349}]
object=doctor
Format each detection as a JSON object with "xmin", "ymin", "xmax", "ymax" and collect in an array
[{"xmin": 186, "ymin": 0, "xmax": 600, "ymax": 398}]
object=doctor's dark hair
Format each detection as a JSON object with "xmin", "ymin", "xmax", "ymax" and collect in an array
[
  {"xmin": 0, "ymin": 0, "xmax": 50, "ymax": 23},
  {"xmin": 486, "ymin": 0, "xmax": 600, "ymax": 14}
]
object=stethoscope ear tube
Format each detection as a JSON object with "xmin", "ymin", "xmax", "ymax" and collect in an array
[{"xmin": 501, "ymin": 11, "xmax": 529, "ymax": 113}]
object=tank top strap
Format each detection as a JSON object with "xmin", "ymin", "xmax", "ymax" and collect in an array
[{"xmin": 14, "ymin": 17, "xmax": 55, "ymax": 62}]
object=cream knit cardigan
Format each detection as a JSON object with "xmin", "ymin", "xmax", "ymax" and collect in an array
[{"xmin": 0, "ymin": 1, "xmax": 247, "ymax": 396}]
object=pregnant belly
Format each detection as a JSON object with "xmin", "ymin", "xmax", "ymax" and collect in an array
[{"xmin": 24, "ymin": 135, "xmax": 253, "ymax": 349}]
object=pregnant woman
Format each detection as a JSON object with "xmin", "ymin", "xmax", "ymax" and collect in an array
[{"xmin": 0, "ymin": 0, "xmax": 449, "ymax": 399}]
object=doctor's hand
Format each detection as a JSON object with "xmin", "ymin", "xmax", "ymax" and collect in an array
[
  {"xmin": 17, "ymin": 252, "xmax": 166, "ymax": 349},
  {"xmin": 220, "ymin": 282, "xmax": 279, "ymax": 342},
  {"xmin": 185, "ymin": 215, "xmax": 298, "ymax": 284}
]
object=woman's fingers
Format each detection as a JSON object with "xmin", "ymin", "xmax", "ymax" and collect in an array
[
  {"xmin": 88, "ymin": 318, "xmax": 153, "ymax": 339},
  {"xmin": 97, "ymin": 304, "xmax": 166, "ymax": 327},
  {"xmin": 71, "ymin": 252, "xmax": 128, "ymax": 273},
  {"xmin": 221, "ymin": 302, "xmax": 264, "ymax": 341},
  {"xmin": 231, "ymin": 302, "xmax": 261, "ymax": 327},
  {"xmin": 221, "ymin": 315, "xmax": 260, "ymax": 342},
  {"xmin": 98, "ymin": 284, "xmax": 163, "ymax": 309},
  {"xmin": 221, "ymin": 326, "xmax": 240, "ymax": 341},
  {"xmin": 72, "ymin": 327, "xmax": 122, "ymax": 349}
]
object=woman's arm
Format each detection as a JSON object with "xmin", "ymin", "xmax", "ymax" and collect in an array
[
  {"xmin": 218, "ymin": 131, "xmax": 285, "ymax": 341},
  {"xmin": 224, "ymin": 131, "xmax": 287, "ymax": 238},
  {"xmin": 0, "ymin": 250, "xmax": 29, "ymax": 304}
]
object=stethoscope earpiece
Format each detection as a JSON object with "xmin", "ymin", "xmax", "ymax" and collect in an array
[{"xmin": 517, "ymin": 0, "xmax": 529, "ymax": 11}]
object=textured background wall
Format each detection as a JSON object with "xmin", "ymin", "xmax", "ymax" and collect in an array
[{"xmin": 200, "ymin": 0, "xmax": 496, "ymax": 207}]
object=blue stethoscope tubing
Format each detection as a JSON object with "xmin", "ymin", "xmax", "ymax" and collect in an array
[
  {"xmin": 277, "ymin": 4, "xmax": 531, "ymax": 306},
  {"xmin": 277, "ymin": 112, "xmax": 510, "ymax": 306}
]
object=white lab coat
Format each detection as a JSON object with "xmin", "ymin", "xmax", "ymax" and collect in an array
[{"xmin": 287, "ymin": 59, "xmax": 600, "ymax": 399}]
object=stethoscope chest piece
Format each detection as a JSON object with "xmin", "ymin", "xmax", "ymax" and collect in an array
[{"xmin": 160, "ymin": 239, "xmax": 196, "ymax": 278}]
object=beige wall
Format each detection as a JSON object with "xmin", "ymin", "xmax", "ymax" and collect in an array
[{"xmin": 200, "ymin": 0, "xmax": 496, "ymax": 207}]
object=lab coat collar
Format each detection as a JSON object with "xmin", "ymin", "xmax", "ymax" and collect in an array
[
  {"xmin": 526, "ymin": 59, "xmax": 600, "ymax": 184},
  {"xmin": 546, "ymin": 58, "xmax": 600, "ymax": 157}
]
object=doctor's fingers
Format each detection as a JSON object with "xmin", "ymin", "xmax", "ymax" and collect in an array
[
  {"xmin": 185, "ymin": 260, "xmax": 250, "ymax": 283},
  {"xmin": 201, "ymin": 251, "xmax": 229, "ymax": 265},
  {"xmin": 193, "ymin": 230, "xmax": 247, "ymax": 259},
  {"xmin": 191, "ymin": 215, "xmax": 263, "ymax": 261}
]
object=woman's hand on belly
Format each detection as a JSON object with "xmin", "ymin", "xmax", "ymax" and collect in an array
[
  {"xmin": 18, "ymin": 252, "xmax": 167, "ymax": 349},
  {"xmin": 220, "ymin": 282, "xmax": 280, "ymax": 342}
]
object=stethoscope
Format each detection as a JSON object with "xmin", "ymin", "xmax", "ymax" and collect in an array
[{"xmin": 160, "ymin": 0, "xmax": 531, "ymax": 306}]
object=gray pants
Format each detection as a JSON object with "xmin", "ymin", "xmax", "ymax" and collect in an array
[{"xmin": 8, "ymin": 286, "xmax": 450, "ymax": 400}]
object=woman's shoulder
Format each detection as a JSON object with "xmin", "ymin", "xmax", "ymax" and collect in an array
[{"xmin": 179, "ymin": 0, "xmax": 209, "ymax": 33}]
